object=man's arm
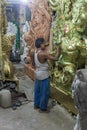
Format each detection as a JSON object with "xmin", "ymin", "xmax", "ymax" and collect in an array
[{"xmin": 41, "ymin": 46, "xmax": 61, "ymax": 61}]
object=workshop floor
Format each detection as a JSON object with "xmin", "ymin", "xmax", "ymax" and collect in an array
[{"xmin": 0, "ymin": 63, "xmax": 75, "ymax": 130}]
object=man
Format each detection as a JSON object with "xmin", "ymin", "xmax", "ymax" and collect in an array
[{"xmin": 31, "ymin": 38, "xmax": 61, "ymax": 113}]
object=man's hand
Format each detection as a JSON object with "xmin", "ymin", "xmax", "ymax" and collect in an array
[{"xmin": 56, "ymin": 46, "xmax": 61, "ymax": 54}]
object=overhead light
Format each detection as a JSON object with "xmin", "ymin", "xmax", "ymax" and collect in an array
[{"xmin": 21, "ymin": 0, "xmax": 28, "ymax": 3}]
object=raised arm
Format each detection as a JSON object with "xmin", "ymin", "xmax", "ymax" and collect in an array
[{"xmin": 41, "ymin": 46, "xmax": 61, "ymax": 61}]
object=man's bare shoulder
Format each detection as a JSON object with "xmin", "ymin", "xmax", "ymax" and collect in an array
[
  {"xmin": 38, "ymin": 51, "xmax": 52, "ymax": 61},
  {"xmin": 39, "ymin": 51, "xmax": 48, "ymax": 57}
]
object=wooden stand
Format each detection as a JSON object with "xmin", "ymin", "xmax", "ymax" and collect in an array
[{"xmin": 50, "ymin": 86, "xmax": 77, "ymax": 115}]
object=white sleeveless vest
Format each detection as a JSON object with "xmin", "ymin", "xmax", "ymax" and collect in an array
[{"xmin": 34, "ymin": 50, "xmax": 50, "ymax": 80}]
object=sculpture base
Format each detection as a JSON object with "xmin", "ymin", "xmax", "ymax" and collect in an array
[
  {"xmin": 24, "ymin": 64, "xmax": 35, "ymax": 81},
  {"xmin": 50, "ymin": 86, "xmax": 77, "ymax": 115}
]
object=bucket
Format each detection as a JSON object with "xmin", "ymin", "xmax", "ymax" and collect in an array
[{"xmin": 0, "ymin": 89, "xmax": 11, "ymax": 108}]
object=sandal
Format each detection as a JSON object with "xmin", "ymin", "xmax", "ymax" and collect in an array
[
  {"xmin": 34, "ymin": 106, "xmax": 40, "ymax": 109},
  {"xmin": 39, "ymin": 108, "xmax": 50, "ymax": 113}
]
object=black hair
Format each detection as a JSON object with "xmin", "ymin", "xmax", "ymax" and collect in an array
[{"xmin": 35, "ymin": 38, "xmax": 45, "ymax": 48}]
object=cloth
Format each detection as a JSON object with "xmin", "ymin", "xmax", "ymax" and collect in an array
[
  {"xmin": 72, "ymin": 69, "xmax": 87, "ymax": 112},
  {"xmin": 74, "ymin": 113, "xmax": 87, "ymax": 130},
  {"xmin": 34, "ymin": 50, "xmax": 50, "ymax": 80},
  {"xmin": 72, "ymin": 69, "xmax": 87, "ymax": 130},
  {"xmin": 34, "ymin": 77, "xmax": 50, "ymax": 110},
  {"xmin": 74, "ymin": 114, "xmax": 81, "ymax": 130}
]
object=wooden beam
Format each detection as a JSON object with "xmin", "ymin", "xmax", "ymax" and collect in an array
[{"xmin": 50, "ymin": 86, "xmax": 78, "ymax": 115}]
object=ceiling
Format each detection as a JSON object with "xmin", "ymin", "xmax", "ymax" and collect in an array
[
  {"xmin": 7, "ymin": 0, "xmax": 31, "ymax": 4},
  {"xmin": 7, "ymin": 0, "xmax": 21, "ymax": 4}
]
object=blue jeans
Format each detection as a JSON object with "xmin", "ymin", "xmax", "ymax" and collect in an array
[{"xmin": 34, "ymin": 77, "xmax": 50, "ymax": 110}]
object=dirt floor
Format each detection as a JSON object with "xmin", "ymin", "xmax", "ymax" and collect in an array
[{"xmin": 0, "ymin": 63, "xmax": 75, "ymax": 130}]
